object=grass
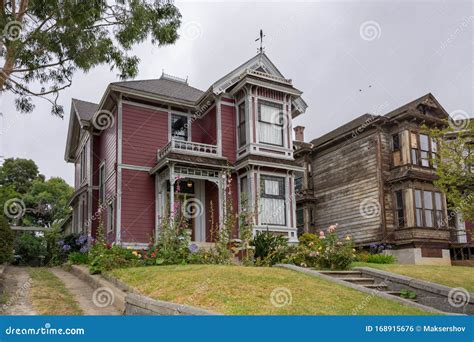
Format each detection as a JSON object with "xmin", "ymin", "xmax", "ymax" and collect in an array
[
  {"xmin": 111, "ymin": 265, "xmax": 432, "ymax": 315},
  {"xmin": 353, "ymin": 263, "xmax": 474, "ymax": 293},
  {"xmin": 28, "ymin": 268, "xmax": 83, "ymax": 315}
]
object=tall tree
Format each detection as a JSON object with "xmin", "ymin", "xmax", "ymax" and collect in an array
[
  {"xmin": 429, "ymin": 120, "xmax": 474, "ymax": 223},
  {"xmin": 0, "ymin": 0, "xmax": 181, "ymax": 116},
  {"xmin": 0, "ymin": 157, "xmax": 43, "ymax": 193}
]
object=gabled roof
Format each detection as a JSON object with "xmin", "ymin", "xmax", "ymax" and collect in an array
[
  {"xmin": 310, "ymin": 93, "xmax": 449, "ymax": 149},
  {"xmin": 111, "ymin": 77, "xmax": 204, "ymax": 104},
  {"xmin": 71, "ymin": 98, "xmax": 99, "ymax": 121},
  {"xmin": 311, "ymin": 114, "xmax": 382, "ymax": 147}
]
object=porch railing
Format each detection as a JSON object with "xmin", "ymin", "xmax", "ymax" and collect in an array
[{"xmin": 157, "ymin": 138, "xmax": 218, "ymax": 160}]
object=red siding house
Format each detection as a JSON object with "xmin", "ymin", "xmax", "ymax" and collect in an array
[{"xmin": 64, "ymin": 52, "xmax": 307, "ymax": 248}]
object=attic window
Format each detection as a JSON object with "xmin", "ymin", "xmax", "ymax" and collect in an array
[
  {"xmin": 255, "ymin": 66, "xmax": 267, "ymax": 73},
  {"xmin": 171, "ymin": 114, "xmax": 188, "ymax": 141}
]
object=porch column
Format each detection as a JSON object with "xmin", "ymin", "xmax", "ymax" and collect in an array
[
  {"xmin": 169, "ymin": 164, "xmax": 175, "ymax": 219},
  {"xmin": 218, "ymin": 174, "xmax": 225, "ymax": 227}
]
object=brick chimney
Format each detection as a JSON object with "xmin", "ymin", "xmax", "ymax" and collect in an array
[{"xmin": 294, "ymin": 126, "xmax": 305, "ymax": 142}]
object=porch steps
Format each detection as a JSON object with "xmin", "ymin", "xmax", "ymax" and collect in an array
[{"xmin": 319, "ymin": 270, "xmax": 419, "ymax": 301}]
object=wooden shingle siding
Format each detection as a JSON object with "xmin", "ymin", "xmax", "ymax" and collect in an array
[
  {"xmin": 122, "ymin": 103, "xmax": 168, "ymax": 167},
  {"xmin": 311, "ymin": 134, "xmax": 383, "ymax": 244},
  {"xmin": 121, "ymin": 168, "xmax": 155, "ymax": 243}
]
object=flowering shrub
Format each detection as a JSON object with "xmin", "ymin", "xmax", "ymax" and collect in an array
[
  {"xmin": 88, "ymin": 221, "xmax": 141, "ymax": 274},
  {"xmin": 286, "ymin": 224, "xmax": 355, "ymax": 270}
]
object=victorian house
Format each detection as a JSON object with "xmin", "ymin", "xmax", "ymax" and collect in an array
[
  {"xmin": 294, "ymin": 94, "xmax": 466, "ymax": 265},
  {"xmin": 64, "ymin": 52, "xmax": 306, "ymax": 248}
]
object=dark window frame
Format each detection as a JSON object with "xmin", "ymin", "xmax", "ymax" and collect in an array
[
  {"xmin": 394, "ymin": 190, "xmax": 405, "ymax": 228},
  {"xmin": 238, "ymin": 102, "xmax": 246, "ymax": 147},
  {"xmin": 171, "ymin": 114, "xmax": 189, "ymax": 141},
  {"xmin": 414, "ymin": 189, "xmax": 445, "ymax": 228},
  {"xmin": 260, "ymin": 175, "xmax": 286, "ymax": 226}
]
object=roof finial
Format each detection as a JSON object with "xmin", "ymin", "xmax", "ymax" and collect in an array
[{"xmin": 255, "ymin": 29, "xmax": 265, "ymax": 54}]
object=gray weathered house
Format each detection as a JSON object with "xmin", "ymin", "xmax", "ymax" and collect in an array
[{"xmin": 295, "ymin": 93, "xmax": 461, "ymax": 265}]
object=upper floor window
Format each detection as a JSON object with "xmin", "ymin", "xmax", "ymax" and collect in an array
[
  {"xmin": 79, "ymin": 145, "xmax": 86, "ymax": 183},
  {"xmin": 411, "ymin": 133, "xmax": 437, "ymax": 168},
  {"xmin": 238, "ymin": 102, "xmax": 246, "ymax": 147},
  {"xmin": 171, "ymin": 114, "xmax": 188, "ymax": 141},
  {"xmin": 392, "ymin": 133, "xmax": 402, "ymax": 166},
  {"xmin": 415, "ymin": 189, "xmax": 444, "ymax": 228},
  {"xmin": 258, "ymin": 100, "xmax": 284, "ymax": 147},
  {"xmin": 99, "ymin": 164, "xmax": 105, "ymax": 204},
  {"xmin": 260, "ymin": 175, "xmax": 286, "ymax": 226}
]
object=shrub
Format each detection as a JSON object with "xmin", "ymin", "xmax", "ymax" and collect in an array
[
  {"xmin": 286, "ymin": 224, "xmax": 355, "ymax": 270},
  {"xmin": 356, "ymin": 251, "xmax": 396, "ymax": 264},
  {"xmin": 252, "ymin": 231, "xmax": 288, "ymax": 266},
  {"xmin": 0, "ymin": 215, "xmax": 13, "ymax": 264},
  {"xmin": 298, "ymin": 232, "xmax": 319, "ymax": 248},
  {"xmin": 68, "ymin": 251, "xmax": 89, "ymax": 265},
  {"xmin": 88, "ymin": 221, "xmax": 141, "ymax": 274},
  {"xmin": 14, "ymin": 233, "xmax": 46, "ymax": 266},
  {"xmin": 44, "ymin": 226, "xmax": 63, "ymax": 266}
]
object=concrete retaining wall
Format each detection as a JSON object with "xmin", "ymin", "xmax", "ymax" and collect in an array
[
  {"xmin": 125, "ymin": 293, "xmax": 222, "ymax": 316},
  {"xmin": 355, "ymin": 267, "xmax": 474, "ymax": 315}
]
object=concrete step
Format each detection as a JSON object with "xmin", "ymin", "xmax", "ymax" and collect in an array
[
  {"xmin": 364, "ymin": 283, "xmax": 389, "ymax": 290},
  {"xmin": 342, "ymin": 277, "xmax": 375, "ymax": 285},
  {"xmin": 319, "ymin": 271, "xmax": 363, "ymax": 278}
]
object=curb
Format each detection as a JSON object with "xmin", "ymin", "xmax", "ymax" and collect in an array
[{"xmin": 275, "ymin": 264, "xmax": 454, "ymax": 315}]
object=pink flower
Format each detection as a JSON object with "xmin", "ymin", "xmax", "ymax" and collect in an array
[
  {"xmin": 319, "ymin": 231, "xmax": 325, "ymax": 237},
  {"xmin": 328, "ymin": 224, "xmax": 338, "ymax": 233}
]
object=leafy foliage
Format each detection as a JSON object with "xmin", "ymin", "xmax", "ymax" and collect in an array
[
  {"xmin": 0, "ymin": 214, "xmax": 14, "ymax": 263},
  {"xmin": 252, "ymin": 230, "xmax": 288, "ymax": 266},
  {"xmin": 1, "ymin": 0, "xmax": 182, "ymax": 115},
  {"xmin": 355, "ymin": 251, "xmax": 396, "ymax": 264},
  {"xmin": 428, "ymin": 121, "xmax": 474, "ymax": 223},
  {"xmin": 0, "ymin": 158, "xmax": 43, "ymax": 194},
  {"xmin": 0, "ymin": 158, "xmax": 73, "ymax": 227},
  {"xmin": 285, "ymin": 225, "xmax": 355, "ymax": 270},
  {"xmin": 14, "ymin": 232, "xmax": 46, "ymax": 266}
]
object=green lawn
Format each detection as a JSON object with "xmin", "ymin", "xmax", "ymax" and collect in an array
[
  {"xmin": 111, "ymin": 265, "xmax": 432, "ymax": 315},
  {"xmin": 29, "ymin": 268, "xmax": 83, "ymax": 315},
  {"xmin": 353, "ymin": 263, "xmax": 474, "ymax": 293}
]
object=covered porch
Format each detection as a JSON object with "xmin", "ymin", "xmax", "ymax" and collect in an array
[{"xmin": 155, "ymin": 165, "xmax": 225, "ymax": 243}]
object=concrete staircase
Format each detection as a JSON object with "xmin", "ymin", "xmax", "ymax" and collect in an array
[{"xmin": 319, "ymin": 270, "xmax": 406, "ymax": 299}]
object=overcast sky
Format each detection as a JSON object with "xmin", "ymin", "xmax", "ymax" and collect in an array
[{"xmin": 1, "ymin": 0, "xmax": 473, "ymax": 185}]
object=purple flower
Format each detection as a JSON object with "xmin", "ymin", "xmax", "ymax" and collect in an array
[
  {"xmin": 76, "ymin": 235, "xmax": 88, "ymax": 246},
  {"xmin": 188, "ymin": 243, "xmax": 199, "ymax": 254},
  {"xmin": 79, "ymin": 245, "xmax": 89, "ymax": 253},
  {"xmin": 57, "ymin": 240, "xmax": 64, "ymax": 247},
  {"xmin": 62, "ymin": 244, "xmax": 71, "ymax": 252}
]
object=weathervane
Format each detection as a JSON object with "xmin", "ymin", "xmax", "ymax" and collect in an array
[{"xmin": 255, "ymin": 29, "xmax": 265, "ymax": 54}]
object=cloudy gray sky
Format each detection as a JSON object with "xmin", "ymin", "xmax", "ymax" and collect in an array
[{"xmin": 1, "ymin": 0, "xmax": 473, "ymax": 185}]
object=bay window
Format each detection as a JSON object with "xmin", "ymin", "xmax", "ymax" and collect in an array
[
  {"xmin": 394, "ymin": 190, "xmax": 405, "ymax": 227},
  {"xmin": 260, "ymin": 175, "xmax": 286, "ymax": 226},
  {"xmin": 258, "ymin": 100, "xmax": 284, "ymax": 146},
  {"xmin": 414, "ymin": 189, "xmax": 444, "ymax": 228},
  {"xmin": 410, "ymin": 132, "xmax": 437, "ymax": 168}
]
